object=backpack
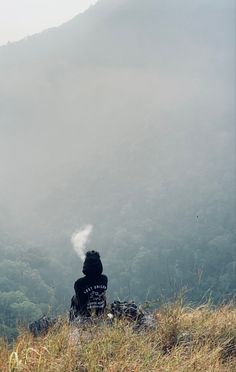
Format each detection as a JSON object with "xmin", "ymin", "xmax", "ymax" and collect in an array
[
  {"xmin": 109, "ymin": 301, "xmax": 157, "ymax": 331},
  {"xmin": 110, "ymin": 301, "xmax": 139, "ymax": 320}
]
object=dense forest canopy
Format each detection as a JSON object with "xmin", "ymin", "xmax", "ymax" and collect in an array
[{"xmin": 0, "ymin": 0, "xmax": 235, "ymax": 339}]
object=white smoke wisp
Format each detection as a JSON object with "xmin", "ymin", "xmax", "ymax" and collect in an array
[{"xmin": 71, "ymin": 224, "xmax": 93, "ymax": 262}]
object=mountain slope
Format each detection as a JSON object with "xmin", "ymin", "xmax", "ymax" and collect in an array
[{"xmin": 0, "ymin": 0, "xmax": 235, "ymax": 302}]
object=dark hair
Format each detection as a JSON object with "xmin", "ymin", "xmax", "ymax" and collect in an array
[{"xmin": 82, "ymin": 250, "xmax": 103, "ymax": 277}]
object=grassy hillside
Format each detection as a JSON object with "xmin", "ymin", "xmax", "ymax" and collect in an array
[{"xmin": 1, "ymin": 302, "xmax": 236, "ymax": 371}]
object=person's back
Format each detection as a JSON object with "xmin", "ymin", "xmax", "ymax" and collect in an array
[{"xmin": 71, "ymin": 250, "xmax": 108, "ymax": 320}]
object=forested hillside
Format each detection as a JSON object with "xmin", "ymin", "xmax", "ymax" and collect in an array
[{"xmin": 0, "ymin": 0, "xmax": 235, "ymax": 340}]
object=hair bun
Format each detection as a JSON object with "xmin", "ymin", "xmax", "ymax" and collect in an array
[
  {"xmin": 86, "ymin": 250, "xmax": 100, "ymax": 258},
  {"xmin": 83, "ymin": 250, "xmax": 103, "ymax": 277}
]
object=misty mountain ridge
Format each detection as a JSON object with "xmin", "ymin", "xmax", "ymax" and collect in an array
[{"xmin": 0, "ymin": 0, "xmax": 235, "ymax": 311}]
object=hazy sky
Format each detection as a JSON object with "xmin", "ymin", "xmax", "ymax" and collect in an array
[{"xmin": 0, "ymin": 0, "xmax": 97, "ymax": 46}]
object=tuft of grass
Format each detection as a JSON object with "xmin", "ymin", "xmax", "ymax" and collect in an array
[{"xmin": 0, "ymin": 302, "xmax": 236, "ymax": 371}]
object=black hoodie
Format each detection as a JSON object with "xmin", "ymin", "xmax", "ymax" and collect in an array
[{"xmin": 74, "ymin": 251, "xmax": 108, "ymax": 316}]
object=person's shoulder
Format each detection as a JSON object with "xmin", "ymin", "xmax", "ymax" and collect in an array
[
  {"xmin": 74, "ymin": 276, "xmax": 87, "ymax": 287},
  {"xmin": 101, "ymin": 274, "xmax": 108, "ymax": 283}
]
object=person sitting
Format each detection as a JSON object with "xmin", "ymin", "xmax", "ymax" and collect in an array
[{"xmin": 70, "ymin": 250, "xmax": 108, "ymax": 321}]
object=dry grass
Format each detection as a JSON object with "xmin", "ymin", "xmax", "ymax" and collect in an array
[{"xmin": 1, "ymin": 302, "xmax": 236, "ymax": 372}]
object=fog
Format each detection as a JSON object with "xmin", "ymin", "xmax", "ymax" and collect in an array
[
  {"xmin": 0, "ymin": 0, "xmax": 97, "ymax": 45},
  {"xmin": 0, "ymin": 0, "xmax": 235, "ymax": 338}
]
